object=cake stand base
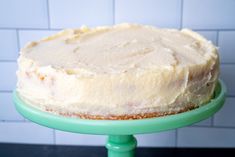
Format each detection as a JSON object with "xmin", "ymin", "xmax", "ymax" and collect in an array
[
  {"xmin": 13, "ymin": 80, "xmax": 226, "ymax": 157},
  {"xmin": 106, "ymin": 135, "xmax": 137, "ymax": 157}
]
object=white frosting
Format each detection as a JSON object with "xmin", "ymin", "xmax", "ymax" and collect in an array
[
  {"xmin": 17, "ymin": 23, "xmax": 219, "ymax": 117},
  {"xmin": 21, "ymin": 24, "xmax": 216, "ymax": 73}
]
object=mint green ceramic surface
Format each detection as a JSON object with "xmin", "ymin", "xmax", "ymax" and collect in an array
[{"xmin": 13, "ymin": 80, "xmax": 226, "ymax": 157}]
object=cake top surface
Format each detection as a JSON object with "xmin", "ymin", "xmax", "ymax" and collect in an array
[{"xmin": 20, "ymin": 23, "xmax": 217, "ymax": 73}]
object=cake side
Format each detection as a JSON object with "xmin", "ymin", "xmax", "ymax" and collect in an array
[{"xmin": 16, "ymin": 24, "xmax": 219, "ymax": 119}]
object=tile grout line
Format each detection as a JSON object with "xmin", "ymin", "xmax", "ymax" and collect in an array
[
  {"xmin": 175, "ymin": 129, "xmax": 178, "ymax": 147},
  {"xmin": 193, "ymin": 29, "xmax": 235, "ymax": 31},
  {"xmin": 189, "ymin": 125, "xmax": 235, "ymax": 129},
  {"xmin": 46, "ymin": 0, "xmax": 51, "ymax": 29},
  {"xmin": 0, "ymin": 60, "xmax": 17, "ymax": 62},
  {"xmin": 216, "ymin": 30, "xmax": 219, "ymax": 46},
  {"xmin": 211, "ymin": 115, "xmax": 215, "ymax": 127},
  {"xmin": 53, "ymin": 129, "xmax": 56, "ymax": 144},
  {"xmin": 0, "ymin": 27, "xmax": 235, "ymax": 31},
  {"xmin": 193, "ymin": 123, "xmax": 212, "ymax": 127},
  {"xmin": 113, "ymin": 0, "xmax": 115, "ymax": 24},
  {"xmin": 227, "ymin": 94, "xmax": 235, "ymax": 97},
  {"xmin": 220, "ymin": 62, "xmax": 235, "ymax": 64},
  {"xmin": 0, "ymin": 27, "xmax": 61, "ymax": 31},
  {"xmin": 16, "ymin": 29, "xmax": 20, "ymax": 51},
  {"xmin": 180, "ymin": 0, "xmax": 184, "ymax": 29},
  {"xmin": 0, "ymin": 120, "xmax": 26, "ymax": 122},
  {"xmin": 0, "ymin": 90, "xmax": 13, "ymax": 93}
]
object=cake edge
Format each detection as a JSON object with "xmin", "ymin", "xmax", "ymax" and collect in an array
[{"xmin": 44, "ymin": 103, "xmax": 198, "ymax": 120}]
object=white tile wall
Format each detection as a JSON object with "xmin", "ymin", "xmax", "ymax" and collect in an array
[
  {"xmin": 0, "ymin": 30, "xmax": 18, "ymax": 61},
  {"xmin": 49, "ymin": 0, "xmax": 113, "ymax": 28},
  {"xmin": 183, "ymin": 0, "xmax": 235, "ymax": 29},
  {"xmin": 221, "ymin": 65, "xmax": 235, "ymax": 96},
  {"xmin": 193, "ymin": 118, "xmax": 212, "ymax": 127},
  {"xmin": 0, "ymin": 0, "xmax": 235, "ymax": 148},
  {"xmin": 195, "ymin": 31, "xmax": 217, "ymax": 45},
  {"xmin": 218, "ymin": 31, "xmax": 235, "ymax": 63},
  {"xmin": 136, "ymin": 130, "xmax": 176, "ymax": 147},
  {"xmin": 177, "ymin": 127, "xmax": 235, "ymax": 148},
  {"xmin": 55, "ymin": 131, "xmax": 106, "ymax": 146},
  {"xmin": 56, "ymin": 130, "xmax": 176, "ymax": 147},
  {"xmin": 0, "ymin": 0, "xmax": 48, "ymax": 28},
  {"xmin": 0, "ymin": 122, "xmax": 54, "ymax": 144},
  {"xmin": 19, "ymin": 30, "xmax": 58, "ymax": 48},
  {"xmin": 0, "ymin": 62, "xmax": 17, "ymax": 91},
  {"xmin": 115, "ymin": 0, "xmax": 181, "ymax": 28},
  {"xmin": 0, "ymin": 92, "xmax": 24, "ymax": 121},
  {"xmin": 214, "ymin": 98, "xmax": 235, "ymax": 127}
]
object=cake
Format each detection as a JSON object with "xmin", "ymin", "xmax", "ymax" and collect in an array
[{"xmin": 16, "ymin": 23, "xmax": 219, "ymax": 120}]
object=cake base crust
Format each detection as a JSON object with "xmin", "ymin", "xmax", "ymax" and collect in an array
[{"xmin": 45, "ymin": 104, "xmax": 198, "ymax": 120}]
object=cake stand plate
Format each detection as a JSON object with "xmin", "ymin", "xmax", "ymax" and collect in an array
[{"xmin": 13, "ymin": 80, "xmax": 226, "ymax": 157}]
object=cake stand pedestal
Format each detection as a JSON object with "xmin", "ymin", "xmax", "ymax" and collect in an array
[{"xmin": 13, "ymin": 80, "xmax": 226, "ymax": 157}]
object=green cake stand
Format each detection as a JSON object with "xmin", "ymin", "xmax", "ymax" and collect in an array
[{"xmin": 13, "ymin": 80, "xmax": 226, "ymax": 157}]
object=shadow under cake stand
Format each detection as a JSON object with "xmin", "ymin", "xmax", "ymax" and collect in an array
[{"xmin": 13, "ymin": 80, "xmax": 226, "ymax": 157}]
